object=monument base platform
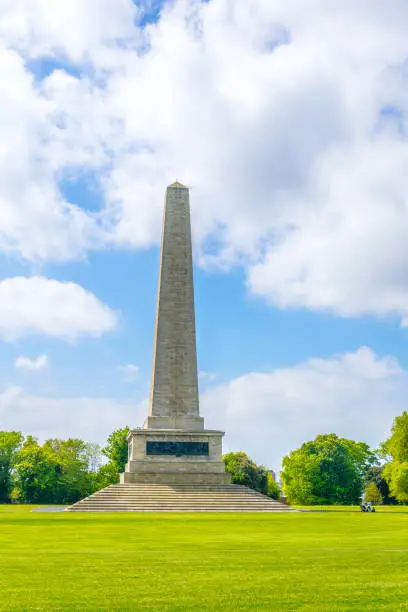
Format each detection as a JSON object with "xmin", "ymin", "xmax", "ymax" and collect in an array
[
  {"xmin": 120, "ymin": 471, "xmax": 230, "ymax": 485},
  {"xmin": 122, "ymin": 428, "xmax": 229, "ymax": 486}
]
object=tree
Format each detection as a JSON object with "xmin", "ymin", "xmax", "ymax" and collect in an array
[
  {"xmin": 281, "ymin": 434, "xmax": 372, "ymax": 505},
  {"xmin": 13, "ymin": 437, "xmax": 62, "ymax": 504},
  {"xmin": 266, "ymin": 472, "xmax": 280, "ymax": 500},
  {"xmin": 343, "ymin": 440, "xmax": 378, "ymax": 476},
  {"xmin": 0, "ymin": 431, "xmax": 24, "ymax": 503},
  {"xmin": 13, "ymin": 437, "xmax": 101, "ymax": 504},
  {"xmin": 94, "ymin": 462, "xmax": 121, "ymax": 489},
  {"xmin": 364, "ymin": 466, "xmax": 394, "ymax": 505},
  {"xmin": 101, "ymin": 426, "xmax": 130, "ymax": 474},
  {"xmin": 381, "ymin": 411, "xmax": 408, "ymax": 462},
  {"xmin": 381, "ymin": 412, "xmax": 408, "ymax": 503},
  {"xmin": 383, "ymin": 462, "xmax": 408, "ymax": 504},
  {"xmin": 43, "ymin": 438, "xmax": 101, "ymax": 503},
  {"xmin": 364, "ymin": 481, "xmax": 383, "ymax": 504},
  {"xmin": 5, "ymin": 427, "xmax": 131, "ymax": 504},
  {"xmin": 84, "ymin": 442, "xmax": 103, "ymax": 473},
  {"xmin": 223, "ymin": 451, "xmax": 273, "ymax": 496}
]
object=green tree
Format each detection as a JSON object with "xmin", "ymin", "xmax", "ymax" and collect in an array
[
  {"xmin": 0, "ymin": 431, "xmax": 24, "ymax": 503},
  {"xmin": 101, "ymin": 426, "xmax": 130, "ymax": 472},
  {"xmin": 223, "ymin": 451, "xmax": 272, "ymax": 495},
  {"xmin": 343, "ymin": 440, "xmax": 378, "ymax": 476},
  {"xmin": 281, "ymin": 434, "xmax": 371, "ymax": 505},
  {"xmin": 94, "ymin": 462, "xmax": 121, "ymax": 489},
  {"xmin": 364, "ymin": 481, "xmax": 383, "ymax": 504},
  {"xmin": 12, "ymin": 428, "xmax": 130, "ymax": 503},
  {"xmin": 13, "ymin": 437, "xmax": 101, "ymax": 504},
  {"xmin": 43, "ymin": 438, "xmax": 101, "ymax": 503},
  {"xmin": 13, "ymin": 437, "xmax": 62, "ymax": 503},
  {"xmin": 381, "ymin": 411, "xmax": 408, "ymax": 462},
  {"xmin": 364, "ymin": 466, "xmax": 394, "ymax": 504},
  {"xmin": 266, "ymin": 472, "xmax": 280, "ymax": 500},
  {"xmin": 383, "ymin": 462, "xmax": 408, "ymax": 504},
  {"xmin": 381, "ymin": 412, "xmax": 408, "ymax": 503}
]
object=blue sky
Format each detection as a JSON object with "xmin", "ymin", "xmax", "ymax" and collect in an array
[{"xmin": 1, "ymin": 0, "xmax": 408, "ymax": 469}]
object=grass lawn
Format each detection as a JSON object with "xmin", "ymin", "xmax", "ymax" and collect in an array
[
  {"xmin": 0, "ymin": 506, "xmax": 407, "ymax": 611},
  {"xmin": 298, "ymin": 505, "xmax": 408, "ymax": 513}
]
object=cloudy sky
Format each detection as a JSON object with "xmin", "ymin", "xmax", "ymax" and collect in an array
[{"xmin": 1, "ymin": 0, "xmax": 408, "ymax": 471}]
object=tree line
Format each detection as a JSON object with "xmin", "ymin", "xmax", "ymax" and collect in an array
[
  {"xmin": 281, "ymin": 411, "xmax": 408, "ymax": 505},
  {"xmin": 0, "ymin": 411, "xmax": 407, "ymax": 506},
  {"xmin": 0, "ymin": 427, "xmax": 130, "ymax": 505}
]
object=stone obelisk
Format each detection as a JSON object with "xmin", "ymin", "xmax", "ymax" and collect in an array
[
  {"xmin": 121, "ymin": 182, "xmax": 229, "ymax": 485},
  {"xmin": 145, "ymin": 181, "xmax": 203, "ymax": 431}
]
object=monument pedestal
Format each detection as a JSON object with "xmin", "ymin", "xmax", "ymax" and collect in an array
[{"xmin": 120, "ymin": 429, "xmax": 231, "ymax": 485}]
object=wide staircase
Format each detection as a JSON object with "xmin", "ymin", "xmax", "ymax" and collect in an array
[{"xmin": 67, "ymin": 484, "xmax": 294, "ymax": 512}]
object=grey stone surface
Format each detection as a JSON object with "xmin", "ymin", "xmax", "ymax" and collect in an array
[
  {"xmin": 120, "ymin": 472, "xmax": 231, "ymax": 485},
  {"xmin": 67, "ymin": 484, "xmax": 296, "ymax": 511},
  {"xmin": 32, "ymin": 506, "xmax": 68, "ymax": 512},
  {"xmin": 147, "ymin": 182, "xmax": 203, "ymax": 431}
]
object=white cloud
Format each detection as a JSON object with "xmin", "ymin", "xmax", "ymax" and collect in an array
[
  {"xmin": 118, "ymin": 364, "xmax": 140, "ymax": 382},
  {"xmin": 0, "ymin": 0, "xmax": 139, "ymax": 261},
  {"xmin": 0, "ymin": 46, "xmax": 101, "ymax": 261},
  {"xmin": 199, "ymin": 371, "xmax": 217, "ymax": 382},
  {"xmin": 247, "ymin": 137, "xmax": 408, "ymax": 325},
  {"xmin": 1, "ymin": 1, "xmax": 408, "ymax": 322},
  {"xmin": 0, "ymin": 277, "xmax": 117, "ymax": 341},
  {"xmin": 0, "ymin": 0, "xmax": 139, "ymax": 62},
  {"xmin": 0, "ymin": 386, "xmax": 144, "ymax": 443},
  {"xmin": 15, "ymin": 354, "xmax": 49, "ymax": 371},
  {"xmin": 202, "ymin": 347, "xmax": 405, "ymax": 471}
]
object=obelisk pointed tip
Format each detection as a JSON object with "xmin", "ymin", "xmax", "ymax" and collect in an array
[{"xmin": 168, "ymin": 180, "xmax": 188, "ymax": 190}]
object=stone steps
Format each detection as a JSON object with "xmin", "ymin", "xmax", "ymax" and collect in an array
[
  {"xmin": 67, "ymin": 484, "xmax": 294, "ymax": 512},
  {"xmin": 84, "ymin": 492, "xmax": 269, "ymax": 498},
  {"xmin": 68, "ymin": 507, "xmax": 293, "ymax": 512}
]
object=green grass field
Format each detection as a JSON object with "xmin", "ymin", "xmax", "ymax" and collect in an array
[{"xmin": 1, "ymin": 506, "xmax": 407, "ymax": 611}]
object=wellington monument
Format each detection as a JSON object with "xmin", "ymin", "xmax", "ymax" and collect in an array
[
  {"xmin": 121, "ymin": 182, "xmax": 230, "ymax": 485},
  {"xmin": 69, "ymin": 183, "xmax": 291, "ymax": 510}
]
